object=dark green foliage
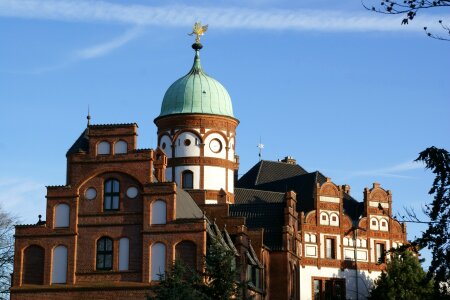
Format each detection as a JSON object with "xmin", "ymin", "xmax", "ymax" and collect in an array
[
  {"xmin": 369, "ymin": 249, "xmax": 433, "ymax": 300},
  {"xmin": 147, "ymin": 261, "xmax": 209, "ymax": 300},
  {"xmin": 148, "ymin": 238, "xmax": 240, "ymax": 300},
  {"xmin": 203, "ymin": 239, "xmax": 241, "ymax": 300},
  {"xmin": 415, "ymin": 147, "xmax": 450, "ymax": 297}
]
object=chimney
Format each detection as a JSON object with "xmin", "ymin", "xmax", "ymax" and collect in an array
[{"xmin": 281, "ymin": 156, "xmax": 296, "ymax": 165}]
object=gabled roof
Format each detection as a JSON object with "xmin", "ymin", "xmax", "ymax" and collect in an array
[
  {"xmin": 238, "ymin": 160, "xmax": 307, "ymax": 187},
  {"xmin": 66, "ymin": 129, "xmax": 89, "ymax": 156},
  {"xmin": 175, "ymin": 187, "xmax": 203, "ymax": 219},
  {"xmin": 237, "ymin": 161, "xmax": 326, "ymax": 214}
]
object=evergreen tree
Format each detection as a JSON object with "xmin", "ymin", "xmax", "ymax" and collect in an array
[
  {"xmin": 203, "ymin": 238, "xmax": 241, "ymax": 300},
  {"xmin": 415, "ymin": 147, "xmax": 450, "ymax": 297},
  {"xmin": 148, "ymin": 238, "xmax": 240, "ymax": 300},
  {"xmin": 147, "ymin": 261, "xmax": 209, "ymax": 300},
  {"xmin": 369, "ymin": 249, "xmax": 433, "ymax": 300}
]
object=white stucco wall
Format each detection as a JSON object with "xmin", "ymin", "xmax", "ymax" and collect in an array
[
  {"xmin": 227, "ymin": 169, "xmax": 234, "ymax": 193},
  {"xmin": 165, "ymin": 167, "xmax": 172, "ymax": 182},
  {"xmin": 204, "ymin": 133, "xmax": 227, "ymax": 159},
  {"xmin": 174, "ymin": 132, "xmax": 201, "ymax": 157},
  {"xmin": 159, "ymin": 135, "xmax": 172, "ymax": 158},
  {"xmin": 204, "ymin": 166, "xmax": 226, "ymax": 191},
  {"xmin": 299, "ymin": 265, "xmax": 381, "ymax": 300},
  {"xmin": 174, "ymin": 166, "xmax": 201, "ymax": 189}
]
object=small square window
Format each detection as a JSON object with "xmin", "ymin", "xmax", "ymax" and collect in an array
[
  {"xmin": 322, "ymin": 215, "xmax": 327, "ymax": 221},
  {"xmin": 332, "ymin": 216, "xmax": 337, "ymax": 222},
  {"xmin": 372, "ymin": 220, "xmax": 377, "ymax": 226}
]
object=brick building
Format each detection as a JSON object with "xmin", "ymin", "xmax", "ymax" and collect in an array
[{"xmin": 11, "ymin": 35, "xmax": 407, "ymax": 300}]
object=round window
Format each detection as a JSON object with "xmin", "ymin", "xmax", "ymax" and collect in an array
[
  {"xmin": 126, "ymin": 187, "xmax": 139, "ymax": 199},
  {"xmin": 209, "ymin": 138, "xmax": 222, "ymax": 153},
  {"xmin": 85, "ymin": 188, "xmax": 97, "ymax": 200},
  {"xmin": 184, "ymin": 139, "xmax": 191, "ymax": 146}
]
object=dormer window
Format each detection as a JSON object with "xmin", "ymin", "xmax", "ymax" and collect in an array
[{"xmin": 104, "ymin": 179, "xmax": 120, "ymax": 210}]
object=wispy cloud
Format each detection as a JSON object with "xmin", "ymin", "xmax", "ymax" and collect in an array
[
  {"xmin": 0, "ymin": 0, "xmax": 447, "ymax": 32},
  {"xmin": 350, "ymin": 160, "xmax": 424, "ymax": 179},
  {"xmin": 75, "ymin": 26, "xmax": 143, "ymax": 59},
  {"xmin": 0, "ymin": 177, "xmax": 46, "ymax": 223}
]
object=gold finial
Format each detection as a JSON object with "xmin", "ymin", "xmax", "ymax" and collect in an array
[{"xmin": 188, "ymin": 22, "xmax": 208, "ymax": 44}]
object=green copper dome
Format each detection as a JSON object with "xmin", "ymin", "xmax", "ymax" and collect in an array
[{"xmin": 159, "ymin": 49, "xmax": 234, "ymax": 118}]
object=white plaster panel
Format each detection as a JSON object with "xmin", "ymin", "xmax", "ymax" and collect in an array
[
  {"xmin": 159, "ymin": 135, "xmax": 173, "ymax": 158},
  {"xmin": 174, "ymin": 132, "xmax": 201, "ymax": 157},
  {"xmin": 310, "ymin": 234, "xmax": 317, "ymax": 243},
  {"xmin": 165, "ymin": 167, "xmax": 172, "ymax": 182},
  {"xmin": 330, "ymin": 212, "xmax": 340, "ymax": 226},
  {"xmin": 370, "ymin": 217, "xmax": 379, "ymax": 230},
  {"xmin": 299, "ymin": 265, "xmax": 381, "ymax": 300},
  {"xmin": 204, "ymin": 166, "xmax": 226, "ymax": 191},
  {"xmin": 357, "ymin": 250, "xmax": 368, "ymax": 261},
  {"xmin": 320, "ymin": 196, "xmax": 340, "ymax": 203},
  {"xmin": 344, "ymin": 248, "xmax": 355, "ymax": 260},
  {"xmin": 228, "ymin": 137, "xmax": 235, "ymax": 161},
  {"xmin": 305, "ymin": 245, "xmax": 317, "ymax": 257},
  {"xmin": 204, "ymin": 133, "xmax": 227, "ymax": 159},
  {"xmin": 227, "ymin": 169, "xmax": 234, "ymax": 192},
  {"xmin": 174, "ymin": 166, "xmax": 200, "ymax": 189},
  {"xmin": 304, "ymin": 234, "xmax": 310, "ymax": 243},
  {"xmin": 380, "ymin": 218, "xmax": 389, "ymax": 231},
  {"xmin": 205, "ymin": 199, "xmax": 218, "ymax": 204}
]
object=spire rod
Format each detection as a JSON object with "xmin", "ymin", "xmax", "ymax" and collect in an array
[
  {"xmin": 87, "ymin": 105, "xmax": 91, "ymax": 127},
  {"xmin": 257, "ymin": 137, "xmax": 264, "ymax": 161}
]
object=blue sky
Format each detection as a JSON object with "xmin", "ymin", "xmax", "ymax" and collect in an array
[{"xmin": 0, "ymin": 0, "xmax": 449, "ymax": 267}]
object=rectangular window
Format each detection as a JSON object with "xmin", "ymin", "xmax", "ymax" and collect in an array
[
  {"xmin": 325, "ymin": 238, "xmax": 335, "ymax": 259},
  {"xmin": 313, "ymin": 278, "xmax": 345, "ymax": 300},
  {"xmin": 104, "ymin": 179, "xmax": 120, "ymax": 210},
  {"xmin": 376, "ymin": 243, "xmax": 385, "ymax": 263}
]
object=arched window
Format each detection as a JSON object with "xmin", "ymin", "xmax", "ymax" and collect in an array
[
  {"xmin": 119, "ymin": 238, "xmax": 129, "ymax": 271},
  {"xmin": 175, "ymin": 241, "xmax": 197, "ymax": 271},
  {"xmin": 104, "ymin": 179, "xmax": 120, "ymax": 210},
  {"xmin": 97, "ymin": 141, "xmax": 110, "ymax": 155},
  {"xmin": 97, "ymin": 237, "xmax": 113, "ymax": 270},
  {"xmin": 54, "ymin": 203, "xmax": 70, "ymax": 228},
  {"xmin": 23, "ymin": 245, "xmax": 45, "ymax": 284},
  {"xmin": 151, "ymin": 243, "xmax": 166, "ymax": 281},
  {"xmin": 310, "ymin": 234, "xmax": 317, "ymax": 243},
  {"xmin": 304, "ymin": 234, "xmax": 310, "ymax": 243},
  {"xmin": 151, "ymin": 200, "xmax": 167, "ymax": 225},
  {"xmin": 182, "ymin": 170, "xmax": 193, "ymax": 189},
  {"xmin": 320, "ymin": 212, "xmax": 329, "ymax": 225},
  {"xmin": 52, "ymin": 245, "xmax": 67, "ymax": 284},
  {"xmin": 114, "ymin": 140, "xmax": 127, "ymax": 154}
]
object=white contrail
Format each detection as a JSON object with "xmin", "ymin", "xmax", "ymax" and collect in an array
[{"xmin": 0, "ymin": 0, "xmax": 446, "ymax": 32}]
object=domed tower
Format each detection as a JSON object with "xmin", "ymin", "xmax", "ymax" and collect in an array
[{"xmin": 154, "ymin": 27, "xmax": 239, "ymax": 205}]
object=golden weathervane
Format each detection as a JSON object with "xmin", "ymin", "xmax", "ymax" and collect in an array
[{"xmin": 189, "ymin": 22, "xmax": 208, "ymax": 43}]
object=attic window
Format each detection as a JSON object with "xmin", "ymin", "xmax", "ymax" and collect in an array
[{"xmin": 97, "ymin": 141, "xmax": 110, "ymax": 155}]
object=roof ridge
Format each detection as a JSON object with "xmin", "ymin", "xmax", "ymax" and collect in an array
[
  {"xmin": 255, "ymin": 160, "xmax": 264, "ymax": 185},
  {"xmin": 235, "ymin": 187, "xmax": 285, "ymax": 195}
]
